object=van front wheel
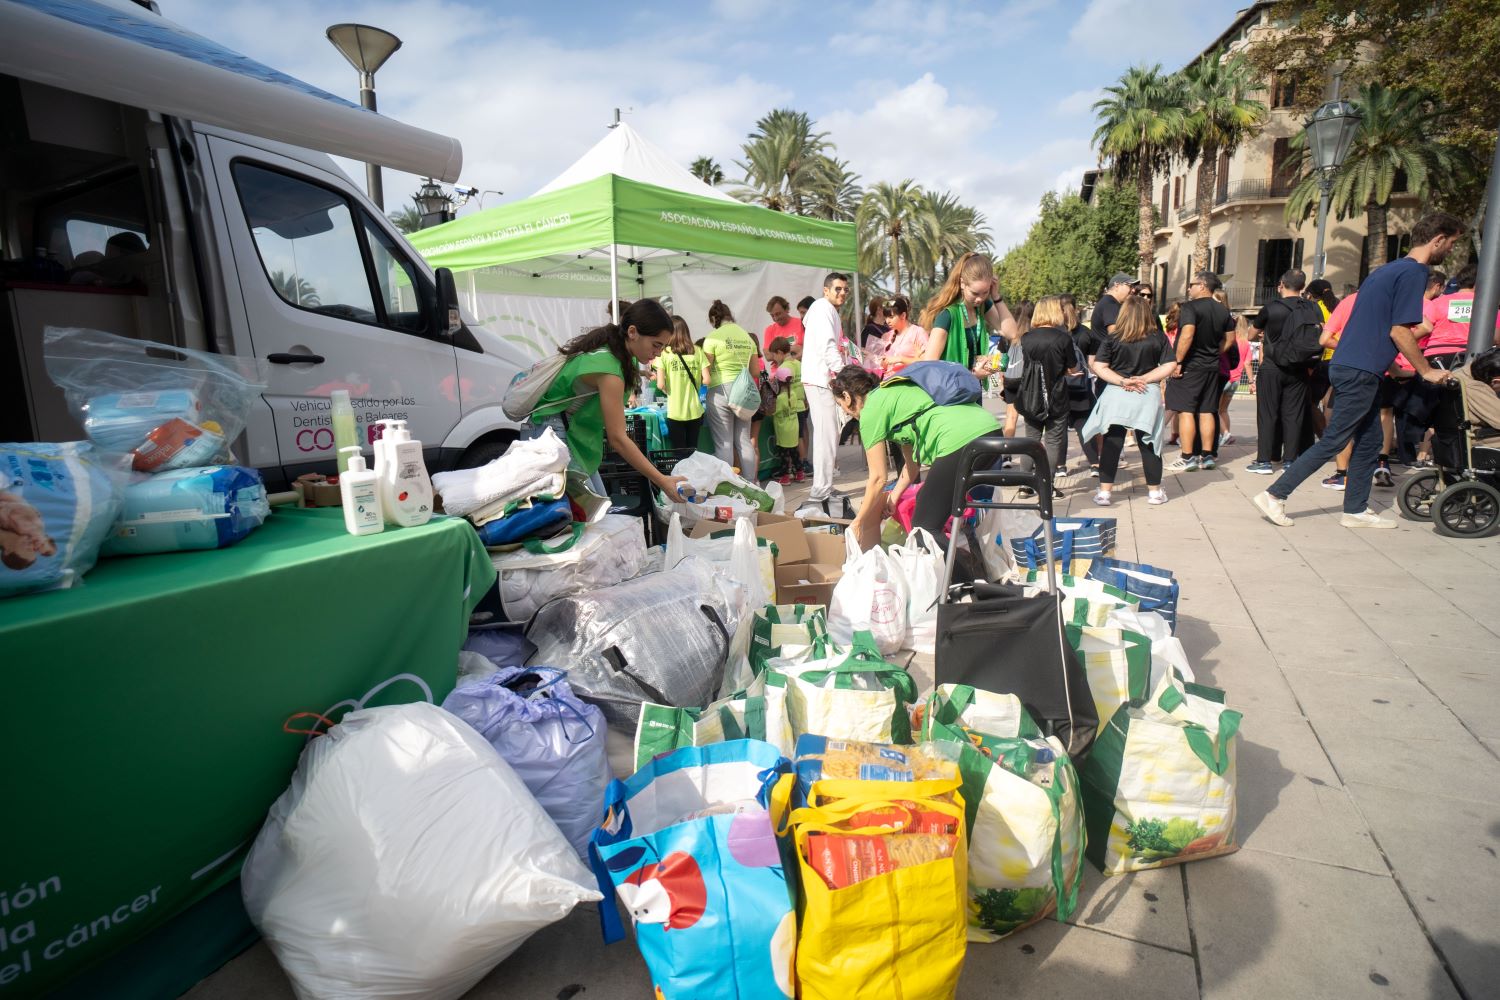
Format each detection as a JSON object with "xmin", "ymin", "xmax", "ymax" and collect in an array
[{"xmin": 455, "ymin": 434, "xmax": 518, "ymax": 471}]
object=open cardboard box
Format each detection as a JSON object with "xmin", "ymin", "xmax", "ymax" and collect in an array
[{"xmin": 755, "ymin": 512, "xmax": 845, "ymax": 605}]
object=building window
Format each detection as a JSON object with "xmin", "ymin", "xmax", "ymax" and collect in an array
[
  {"xmin": 1161, "ymin": 183, "xmax": 1169, "ymax": 221},
  {"xmin": 1272, "ymin": 73, "xmax": 1297, "ymax": 109},
  {"xmin": 1393, "ymin": 169, "xmax": 1409, "ymax": 194},
  {"xmin": 1254, "ymin": 238, "xmax": 1296, "ymax": 306},
  {"xmin": 1173, "ymin": 176, "xmax": 1181, "ymax": 209},
  {"xmin": 1213, "ymin": 244, "xmax": 1226, "ymax": 275},
  {"xmin": 1216, "ymin": 152, "xmax": 1231, "ymax": 202},
  {"xmin": 1270, "ymin": 137, "xmax": 1299, "ymax": 197}
]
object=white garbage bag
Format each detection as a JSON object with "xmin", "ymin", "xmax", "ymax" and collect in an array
[{"xmin": 241, "ymin": 703, "xmax": 600, "ymax": 1000}]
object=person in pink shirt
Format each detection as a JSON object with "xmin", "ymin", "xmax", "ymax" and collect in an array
[
  {"xmin": 1418, "ymin": 262, "xmax": 1492, "ymax": 369},
  {"xmin": 879, "ymin": 296, "xmax": 927, "ymax": 374},
  {"xmin": 763, "ymin": 295, "xmax": 805, "ymax": 352}
]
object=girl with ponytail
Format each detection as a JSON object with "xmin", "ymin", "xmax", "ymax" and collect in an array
[
  {"xmin": 528, "ymin": 298, "xmax": 690, "ymax": 497},
  {"xmin": 919, "ymin": 252, "xmax": 1019, "ymax": 376}
]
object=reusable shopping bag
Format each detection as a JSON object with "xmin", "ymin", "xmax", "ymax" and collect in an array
[
  {"xmin": 441, "ymin": 667, "xmax": 611, "ymax": 859},
  {"xmin": 888, "ymin": 527, "xmax": 944, "ymax": 654},
  {"xmin": 1023, "ymin": 570, "xmax": 1140, "ymax": 626},
  {"xmin": 1010, "ymin": 517, "xmax": 1117, "ymax": 571},
  {"xmin": 1079, "ymin": 680, "xmax": 1241, "ymax": 874},
  {"xmin": 827, "ymin": 532, "xmax": 910, "ymax": 656},
  {"xmin": 728, "ymin": 366, "xmax": 764, "ymax": 421},
  {"xmin": 590, "ymin": 740, "xmax": 796, "ymax": 1000},
  {"xmin": 787, "ymin": 777, "xmax": 968, "ymax": 1000},
  {"xmin": 919, "ymin": 685, "xmax": 1041, "ymax": 741},
  {"xmin": 771, "ymin": 631, "xmax": 918, "ymax": 744},
  {"xmin": 1086, "ymin": 557, "xmax": 1180, "ymax": 634},
  {"xmin": 633, "ymin": 685, "xmax": 794, "ymax": 769},
  {"xmin": 749, "ymin": 603, "xmax": 828, "ymax": 675},
  {"xmin": 922, "ymin": 722, "xmax": 1085, "ymax": 940},
  {"xmin": 1065, "ymin": 625, "xmax": 1153, "ymax": 740}
]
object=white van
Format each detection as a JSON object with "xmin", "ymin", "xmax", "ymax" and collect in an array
[{"xmin": 0, "ymin": 0, "xmax": 527, "ymax": 489}]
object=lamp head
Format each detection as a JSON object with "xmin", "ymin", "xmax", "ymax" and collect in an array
[
  {"xmin": 1305, "ymin": 100, "xmax": 1363, "ymax": 173},
  {"xmin": 326, "ymin": 24, "xmax": 402, "ymax": 77}
]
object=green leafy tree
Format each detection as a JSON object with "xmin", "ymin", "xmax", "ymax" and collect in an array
[
  {"xmin": 913, "ymin": 190, "xmax": 992, "ymax": 286},
  {"xmin": 857, "ymin": 180, "xmax": 926, "ymax": 294},
  {"xmin": 1181, "ymin": 52, "xmax": 1267, "ymax": 275},
  {"xmin": 690, "ymin": 156, "xmax": 725, "ymax": 186},
  {"xmin": 269, "ymin": 270, "xmax": 320, "ymax": 307},
  {"xmin": 995, "ymin": 181, "xmax": 1139, "ymax": 303},
  {"xmin": 804, "ymin": 156, "xmax": 863, "ymax": 222},
  {"xmin": 387, "ymin": 201, "xmax": 423, "ymax": 235},
  {"xmin": 1093, "ymin": 65, "xmax": 1188, "ymax": 280},
  {"xmin": 732, "ymin": 108, "xmax": 831, "ymax": 214},
  {"xmin": 1283, "ymin": 84, "xmax": 1460, "ymax": 272}
]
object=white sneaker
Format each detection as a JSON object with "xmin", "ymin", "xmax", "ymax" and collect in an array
[
  {"xmin": 1148, "ymin": 490, "xmax": 1169, "ymax": 505},
  {"xmin": 1253, "ymin": 490, "xmax": 1293, "ymax": 527},
  {"xmin": 1341, "ymin": 510, "xmax": 1397, "ymax": 529},
  {"xmin": 1221, "ymin": 433, "xmax": 1236, "ymax": 446},
  {"xmin": 1093, "ymin": 491, "xmax": 1112, "ymax": 506}
]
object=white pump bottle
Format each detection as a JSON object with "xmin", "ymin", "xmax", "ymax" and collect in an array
[{"xmin": 378, "ymin": 421, "xmax": 434, "ymax": 527}]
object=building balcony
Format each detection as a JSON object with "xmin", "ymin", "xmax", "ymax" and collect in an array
[{"xmin": 1177, "ymin": 177, "xmax": 1300, "ymax": 224}]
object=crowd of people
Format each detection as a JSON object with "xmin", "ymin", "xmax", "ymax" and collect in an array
[{"xmin": 513, "ymin": 211, "xmax": 1494, "ymax": 549}]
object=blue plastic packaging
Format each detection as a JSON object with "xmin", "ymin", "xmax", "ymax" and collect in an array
[
  {"xmin": 0, "ymin": 442, "xmax": 123, "ymax": 597},
  {"xmin": 102, "ymin": 465, "xmax": 269, "ymax": 556}
]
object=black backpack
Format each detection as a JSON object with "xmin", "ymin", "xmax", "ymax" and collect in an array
[
  {"xmin": 1268, "ymin": 299, "xmax": 1323, "ymax": 368},
  {"xmin": 1017, "ymin": 357, "xmax": 1067, "ymax": 424}
]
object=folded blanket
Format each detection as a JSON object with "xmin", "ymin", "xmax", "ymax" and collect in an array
[{"xmin": 432, "ymin": 428, "xmax": 570, "ymax": 518}]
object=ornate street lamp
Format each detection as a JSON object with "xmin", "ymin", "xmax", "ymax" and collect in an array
[
  {"xmin": 1304, "ymin": 98, "xmax": 1363, "ymax": 280},
  {"xmin": 414, "ymin": 178, "xmax": 455, "ymax": 230},
  {"xmin": 327, "ymin": 23, "xmax": 402, "ymax": 210}
]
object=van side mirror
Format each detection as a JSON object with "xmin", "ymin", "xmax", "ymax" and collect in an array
[{"xmin": 433, "ymin": 267, "xmax": 462, "ymax": 337}]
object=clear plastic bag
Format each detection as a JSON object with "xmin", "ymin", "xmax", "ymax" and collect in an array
[
  {"xmin": 101, "ymin": 465, "xmax": 269, "ymax": 556},
  {"xmin": 43, "ymin": 327, "xmax": 268, "ymax": 470}
]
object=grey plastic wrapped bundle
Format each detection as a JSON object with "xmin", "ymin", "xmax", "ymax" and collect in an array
[{"xmin": 526, "ymin": 558, "xmax": 743, "ymax": 730}]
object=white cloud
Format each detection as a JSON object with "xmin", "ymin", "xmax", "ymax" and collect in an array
[
  {"xmin": 1056, "ymin": 88, "xmax": 1104, "ymax": 116},
  {"xmin": 1067, "ymin": 0, "xmax": 1227, "ymax": 63}
]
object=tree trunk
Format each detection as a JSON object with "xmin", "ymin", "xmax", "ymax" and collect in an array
[
  {"xmin": 1367, "ymin": 200, "xmax": 1389, "ymax": 272},
  {"xmin": 891, "ymin": 231, "xmax": 902, "ymax": 296},
  {"xmin": 1137, "ymin": 159, "xmax": 1155, "ymax": 281},
  {"xmin": 1195, "ymin": 144, "xmax": 1218, "ymax": 277}
]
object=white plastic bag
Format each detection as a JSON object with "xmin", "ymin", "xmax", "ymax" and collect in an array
[
  {"xmin": 827, "ymin": 532, "xmax": 909, "ymax": 656},
  {"xmin": 670, "ymin": 451, "xmax": 775, "ymax": 511},
  {"xmin": 241, "ymin": 702, "xmax": 600, "ymax": 1000},
  {"xmin": 663, "ymin": 513, "xmax": 773, "ymax": 610},
  {"xmin": 492, "ymin": 514, "xmax": 648, "ymax": 622},
  {"xmin": 889, "ymin": 527, "xmax": 943, "ymax": 654}
]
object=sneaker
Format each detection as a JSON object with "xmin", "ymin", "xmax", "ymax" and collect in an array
[
  {"xmin": 1246, "ymin": 461, "xmax": 1275, "ymax": 475},
  {"xmin": 1092, "ymin": 490, "xmax": 1112, "ymax": 506},
  {"xmin": 838, "ymin": 496, "xmax": 856, "ymax": 519},
  {"xmin": 794, "ymin": 469, "xmax": 806, "ymax": 482},
  {"xmin": 1221, "ymin": 433, "xmax": 1236, "ymax": 446},
  {"xmin": 1166, "ymin": 455, "xmax": 1200, "ymax": 472},
  {"xmin": 1373, "ymin": 465, "xmax": 1394, "ymax": 488},
  {"xmin": 1052, "ymin": 488, "xmax": 1065, "ymax": 501},
  {"xmin": 802, "ymin": 460, "xmax": 813, "ymax": 473},
  {"xmin": 1322, "ymin": 472, "xmax": 1347, "ymax": 491},
  {"xmin": 1410, "ymin": 458, "xmax": 1434, "ymax": 470},
  {"xmin": 1148, "ymin": 489, "xmax": 1169, "ymax": 505},
  {"xmin": 776, "ymin": 474, "xmax": 791, "ymax": 485},
  {"xmin": 1016, "ymin": 486, "xmax": 1037, "ymax": 500},
  {"xmin": 1199, "ymin": 456, "xmax": 1217, "ymax": 471},
  {"xmin": 1341, "ymin": 510, "xmax": 1397, "ymax": 529},
  {"xmin": 1089, "ymin": 466, "xmax": 1100, "ymax": 478},
  {"xmin": 1253, "ymin": 490, "xmax": 1294, "ymax": 527}
]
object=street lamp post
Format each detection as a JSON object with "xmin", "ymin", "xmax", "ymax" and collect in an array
[
  {"xmin": 1304, "ymin": 98, "xmax": 1363, "ymax": 280},
  {"xmin": 326, "ymin": 23, "xmax": 402, "ymax": 210},
  {"xmin": 414, "ymin": 178, "xmax": 455, "ymax": 230}
]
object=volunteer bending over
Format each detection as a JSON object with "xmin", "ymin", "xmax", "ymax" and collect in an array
[
  {"xmin": 527, "ymin": 299, "xmax": 689, "ymax": 499},
  {"xmin": 829, "ymin": 364, "xmax": 1000, "ymax": 552}
]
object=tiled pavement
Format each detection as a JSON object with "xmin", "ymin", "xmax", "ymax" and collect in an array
[{"xmin": 187, "ymin": 398, "xmax": 1500, "ymax": 1000}]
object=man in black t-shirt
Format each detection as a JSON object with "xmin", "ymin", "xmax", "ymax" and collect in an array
[
  {"xmin": 1248, "ymin": 269, "xmax": 1316, "ymax": 474},
  {"xmin": 1165, "ymin": 271, "xmax": 1235, "ymax": 470},
  {"xmin": 1090, "ymin": 272, "xmax": 1135, "ymax": 337}
]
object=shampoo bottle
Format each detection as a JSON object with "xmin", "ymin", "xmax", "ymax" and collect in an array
[
  {"xmin": 378, "ymin": 422, "xmax": 434, "ymax": 527},
  {"xmin": 371, "ymin": 419, "xmax": 400, "ymax": 481},
  {"xmin": 330, "ymin": 390, "xmax": 359, "ymax": 474},
  {"xmin": 339, "ymin": 447, "xmax": 383, "ymax": 535}
]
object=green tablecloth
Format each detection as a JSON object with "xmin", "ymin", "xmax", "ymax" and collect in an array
[{"xmin": 0, "ymin": 508, "xmax": 493, "ymax": 998}]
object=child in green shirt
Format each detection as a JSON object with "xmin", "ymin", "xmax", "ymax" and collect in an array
[{"xmin": 767, "ymin": 337, "xmax": 804, "ymax": 484}]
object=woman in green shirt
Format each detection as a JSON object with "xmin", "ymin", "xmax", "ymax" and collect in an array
[
  {"xmin": 830, "ymin": 364, "xmax": 1001, "ymax": 552},
  {"xmin": 918, "ymin": 251, "xmax": 1019, "ymax": 376},
  {"xmin": 655, "ymin": 315, "xmax": 710, "ymax": 450},
  {"xmin": 702, "ymin": 299, "xmax": 764, "ymax": 474},
  {"xmin": 528, "ymin": 299, "xmax": 689, "ymax": 498}
]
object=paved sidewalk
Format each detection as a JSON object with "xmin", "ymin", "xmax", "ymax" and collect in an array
[{"xmin": 187, "ymin": 399, "xmax": 1500, "ymax": 1000}]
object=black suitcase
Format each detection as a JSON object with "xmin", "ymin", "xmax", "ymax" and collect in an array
[{"xmin": 935, "ymin": 435, "xmax": 1097, "ymax": 759}]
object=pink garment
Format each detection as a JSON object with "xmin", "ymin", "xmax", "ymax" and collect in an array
[
  {"xmin": 884, "ymin": 324, "xmax": 929, "ymax": 370},
  {"xmin": 1423, "ymin": 292, "xmax": 1491, "ymax": 355},
  {"xmin": 1324, "ymin": 293, "xmax": 1357, "ymax": 338},
  {"xmin": 763, "ymin": 316, "xmax": 805, "ymax": 349},
  {"xmin": 1221, "ymin": 336, "xmax": 1250, "ymax": 381}
]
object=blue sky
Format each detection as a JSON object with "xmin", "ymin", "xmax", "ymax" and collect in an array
[{"xmin": 166, "ymin": 0, "xmax": 1250, "ymax": 253}]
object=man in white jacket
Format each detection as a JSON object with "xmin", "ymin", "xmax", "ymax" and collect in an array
[{"xmin": 801, "ymin": 272, "xmax": 852, "ymax": 511}]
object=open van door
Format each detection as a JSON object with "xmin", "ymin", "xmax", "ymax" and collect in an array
[{"xmin": 202, "ymin": 133, "xmax": 461, "ymax": 484}]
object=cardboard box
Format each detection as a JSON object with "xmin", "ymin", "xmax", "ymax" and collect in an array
[
  {"xmin": 774, "ymin": 563, "xmax": 842, "ymax": 606},
  {"xmin": 754, "ymin": 512, "xmax": 845, "ymax": 605}
]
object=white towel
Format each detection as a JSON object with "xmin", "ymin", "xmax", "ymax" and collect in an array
[{"xmin": 432, "ymin": 428, "xmax": 570, "ymax": 518}]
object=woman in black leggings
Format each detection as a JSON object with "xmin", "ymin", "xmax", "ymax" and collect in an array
[{"xmin": 1087, "ymin": 296, "xmax": 1179, "ymax": 506}]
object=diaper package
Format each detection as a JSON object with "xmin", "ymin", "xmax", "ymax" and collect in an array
[
  {"xmin": 43, "ymin": 327, "xmax": 267, "ymax": 468},
  {"xmin": 0, "ymin": 442, "xmax": 125, "ymax": 597},
  {"xmin": 103, "ymin": 465, "xmax": 270, "ymax": 556}
]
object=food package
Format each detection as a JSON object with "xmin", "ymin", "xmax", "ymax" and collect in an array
[
  {"xmin": 102, "ymin": 465, "xmax": 269, "ymax": 556},
  {"xmin": 241, "ymin": 703, "xmax": 600, "ymax": 1000},
  {"xmin": 0, "ymin": 441, "xmax": 124, "ymax": 597},
  {"xmin": 803, "ymin": 831, "xmax": 959, "ymax": 889},
  {"xmin": 794, "ymin": 735, "xmax": 957, "ymax": 790},
  {"xmin": 525, "ymin": 557, "xmax": 744, "ymax": 730}
]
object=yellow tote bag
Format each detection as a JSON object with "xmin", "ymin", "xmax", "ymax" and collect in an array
[{"xmin": 789, "ymin": 789, "xmax": 968, "ymax": 1000}]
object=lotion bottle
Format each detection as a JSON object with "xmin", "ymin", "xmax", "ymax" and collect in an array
[
  {"xmin": 378, "ymin": 422, "xmax": 434, "ymax": 527},
  {"xmin": 371, "ymin": 419, "xmax": 400, "ymax": 482},
  {"xmin": 330, "ymin": 390, "xmax": 359, "ymax": 474},
  {"xmin": 339, "ymin": 447, "xmax": 383, "ymax": 535}
]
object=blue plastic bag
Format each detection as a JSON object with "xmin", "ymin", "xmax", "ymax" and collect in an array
[
  {"xmin": 590, "ymin": 740, "xmax": 795, "ymax": 1000},
  {"xmin": 1086, "ymin": 557, "xmax": 1180, "ymax": 634},
  {"xmin": 1012, "ymin": 517, "xmax": 1118, "ymax": 569},
  {"xmin": 0, "ymin": 442, "xmax": 123, "ymax": 597},
  {"xmin": 102, "ymin": 465, "xmax": 268, "ymax": 556},
  {"xmin": 441, "ymin": 666, "xmax": 610, "ymax": 859},
  {"xmin": 475, "ymin": 498, "xmax": 574, "ymax": 548}
]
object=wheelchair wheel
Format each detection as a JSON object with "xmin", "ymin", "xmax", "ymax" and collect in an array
[
  {"xmin": 1397, "ymin": 470, "xmax": 1441, "ymax": 521},
  {"xmin": 1433, "ymin": 481, "xmax": 1500, "ymax": 538}
]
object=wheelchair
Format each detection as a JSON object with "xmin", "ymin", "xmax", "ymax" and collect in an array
[{"xmin": 1397, "ymin": 379, "xmax": 1500, "ymax": 537}]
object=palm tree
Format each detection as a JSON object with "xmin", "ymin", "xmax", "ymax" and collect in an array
[
  {"xmin": 913, "ymin": 190, "xmax": 992, "ymax": 284},
  {"xmin": 387, "ymin": 201, "xmax": 423, "ymax": 235},
  {"xmin": 1093, "ymin": 65, "xmax": 1189, "ymax": 280},
  {"xmin": 690, "ymin": 156, "xmax": 724, "ymax": 186},
  {"xmin": 270, "ymin": 270, "xmax": 320, "ymax": 307},
  {"xmin": 857, "ymin": 180, "xmax": 926, "ymax": 294},
  {"xmin": 732, "ymin": 108, "xmax": 831, "ymax": 214},
  {"xmin": 1284, "ymin": 84, "xmax": 1458, "ymax": 272},
  {"xmin": 1182, "ymin": 52, "xmax": 1266, "ymax": 275},
  {"xmin": 805, "ymin": 157, "xmax": 863, "ymax": 222}
]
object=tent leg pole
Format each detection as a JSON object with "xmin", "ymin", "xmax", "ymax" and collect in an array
[
  {"xmin": 610, "ymin": 246, "xmax": 620, "ymax": 323},
  {"xmin": 852, "ymin": 272, "xmax": 861, "ymax": 351}
]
